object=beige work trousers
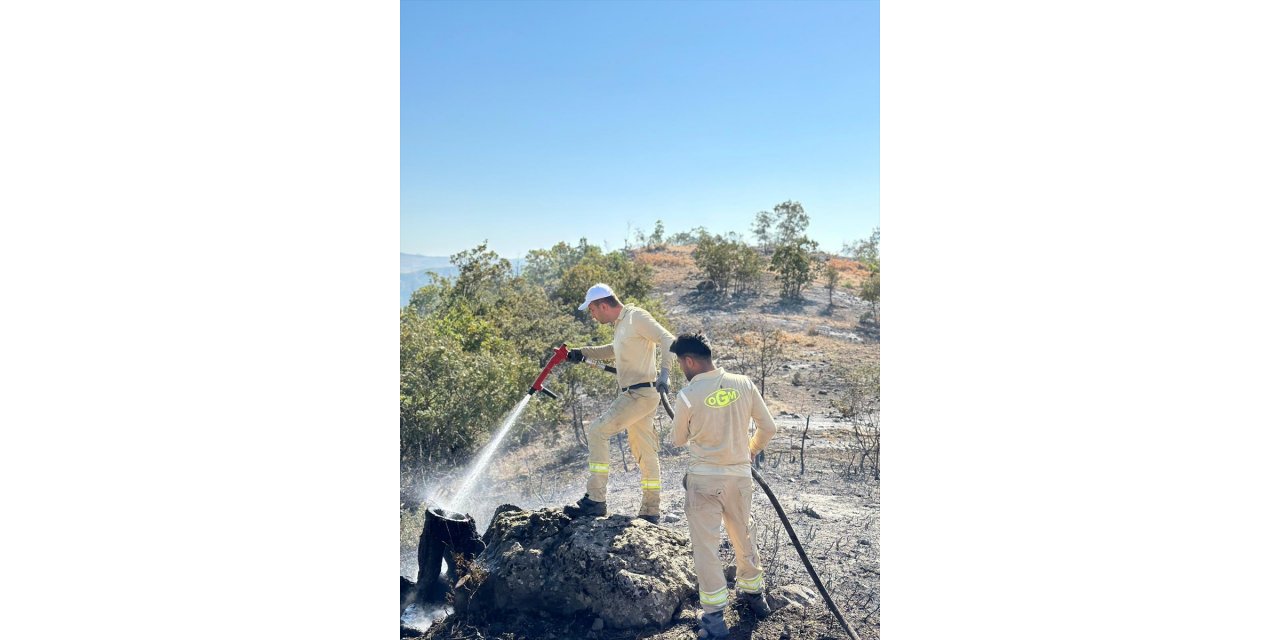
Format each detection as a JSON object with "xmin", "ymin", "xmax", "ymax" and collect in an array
[
  {"xmin": 685, "ymin": 473, "xmax": 765, "ymax": 612},
  {"xmin": 586, "ymin": 387, "xmax": 661, "ymax": 515}
]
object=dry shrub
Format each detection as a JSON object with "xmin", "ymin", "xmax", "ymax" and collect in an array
[
  {"xmin": 634, "ymin": 249, "xmax": 694, "ymax": 269},
  {"xmin": 779, "ymin": 330, "xmax": 810, "ymax": 346},
  {"xmin": 827, "ymin": 256, "xmax": 866, "ymax": 273},
  {"xmin": 827, "ymin": 256, "xmax": 872, "ymax": 286}
]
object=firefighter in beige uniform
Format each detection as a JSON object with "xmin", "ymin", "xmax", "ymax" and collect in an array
[
  {"xmin": 669, "ymin": 333, "xmax": 776, "ymax": 638},
  {"xmin": 563, "ymin": 283, "xmax": 676, "ymax": 523}
]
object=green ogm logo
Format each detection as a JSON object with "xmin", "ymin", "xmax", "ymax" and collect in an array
[{"xmin": 704, "ymin": 388, "xmax": 740, "ymax": 408}]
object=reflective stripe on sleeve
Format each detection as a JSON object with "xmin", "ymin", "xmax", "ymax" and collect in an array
[
  {"xmin": 640, "ymin": 479, "xmax": 661, "ymax": 490},
  {"xmin": 588, "ymin": 462, "xmax": 609, "ymax": 473}
]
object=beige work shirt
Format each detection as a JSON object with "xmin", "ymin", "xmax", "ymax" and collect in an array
[
  {"xmin": 579, "ymin": 305, "xmax": 676, "ymax": 389},
  {"xmin": 671, "ymin": 367, "xmax": 777, "ymax": 477}
]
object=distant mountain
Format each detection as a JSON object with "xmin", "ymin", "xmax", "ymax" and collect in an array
[
  {"xmin": 401, "ymin": 254, "xmax": 456, "ymax": 307},
  {"xmin": 401, "ymin": 266, "xmax": 456, "ymax": 307},
  {"xmin": 401, "ymin": 253, "xmax": 454, "ymax": 274},
  {"xmin": 400, "ymin": 253, "xmax": 523, "ymax": 307}
]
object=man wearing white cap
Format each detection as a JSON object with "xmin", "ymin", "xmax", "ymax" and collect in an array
[{"xmin": 563, "ymin": 283, "xmax": 676, "ymax": 523}]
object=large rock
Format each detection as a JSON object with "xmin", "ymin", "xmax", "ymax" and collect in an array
[{"xmin": 463, "ymin": 505, "xmax": 697, "ymax": 629}]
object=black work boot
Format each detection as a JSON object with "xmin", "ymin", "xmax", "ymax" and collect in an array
[
  {"xmin": 697, "ymin": 610, "xmax": 730, "ymax": 639},
  {"xmin": 637, "ymin": 514, "xmax": 659, "ymax": 525},
  {"xmin": 563, "ymin": 494, "xmax": 606, "ymax": 518},
  {"xmin": 742, "ymin": 591, "xmax": 772, "ymax": 618}
]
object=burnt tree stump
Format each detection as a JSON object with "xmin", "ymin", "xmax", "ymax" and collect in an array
[{"xmin": 416, "ymin": 505, "xmax": 485, "ymax": 603}]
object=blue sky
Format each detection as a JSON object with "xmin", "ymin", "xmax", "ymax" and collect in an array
[{"xmin": 402, "ymin": 0, "xmax": 879, "ymax": 260}]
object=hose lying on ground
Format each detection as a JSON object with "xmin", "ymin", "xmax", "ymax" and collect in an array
[{"xmin": 751, "ymin": 466, "xmax": 861, "ymax": 640}]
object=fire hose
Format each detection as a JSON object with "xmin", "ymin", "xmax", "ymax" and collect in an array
[{"xmin": 750, "ymin": 466, "xmax": 860, "ymax": 640}]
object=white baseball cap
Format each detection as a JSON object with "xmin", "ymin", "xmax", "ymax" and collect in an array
[{"xmin": 577, "ymin": 283, "xmax": 616, "ymax": 311}]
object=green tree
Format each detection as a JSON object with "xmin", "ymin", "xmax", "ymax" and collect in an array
[
  {"xmin": 823, "ymin": 260, "xmax": 840, "ymax": 306},
  {"xmin": 405, "ymin": 275, "xmax": 448, "ymax": 317},
  {"xmin": 752, "ymin": 210, "xmax": 774, "ymax": 247},
  {"xmin": 693, "ymin": 233, "xmax": 735, "ymax": 292},
  {"xmin": 524, "ymin": 239, "xmax": 593, "ymax": 290},
  {"xmin": 554, "ymin": 250, "xmax": 652, "ymax": 309},
  {"xmin": 769, "ymin": 238, "xmax": 818, "ymax": 301},
  {"xmin": 449, "ymin": 241, "xmax": 511, "ymax": 303},
  {"xmin": 772, "ymin": 201, "xmax": 810, "ymax": 245},
  {"xmin": 400, "ymin": 302, "xmax": 525, "ymax": 469},
  {"xmin": 524, "ymin": 239, "xmax": 652, "ymax": 310},
  {"xmin": 401, "ymin": 242, "xmax": 575, "ymax": 470},
  {"xmin": 842, "ymin": 226, "xmax": 880, "ymax": 270},
  {"xmin": 667, "ymin": 226, "xmax": 709, "ymax": 246},
  {"xmin": 647, "ymin": 220, "xmax": 665, "ymax": 247},
  {"xmin": 843, "ymin": 227, "xmax": 881, "ymax": 323},
  {"xmin": 557, "ymin": 260, "xmax": 610, "ymax": 309},
  {"xmin": 730, "ymin": 242, "xmax": 764, "ymax": 296},
  {"xmin": 694, "ymin": 237, "xmax": 761, "ymax": 296},
  {"xmin": 859, "ymin": 271, "xmax": 880, "ymax": 324}
]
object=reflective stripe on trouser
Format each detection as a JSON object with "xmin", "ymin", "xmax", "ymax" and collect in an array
[
  {"xmin": 685, "ymin": 473, "xmax": 764, "ymax": 612},
  {"xmin": 586, "ymin": 387, "xmax": 661, "ymax": 512},
  {"xmin": 700, "ymin": 586, "xmax": 729, "ymax": 608},
  {"xmin": 640, "ymin": 478, "xmax": 661, "ymax": 517},
  {"xmin": 736, "ymin": 569, "xmax": 764, "ymax": 594}
]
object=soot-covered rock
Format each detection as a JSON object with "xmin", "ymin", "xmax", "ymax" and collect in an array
[{"xmin": 462, "ymin": 505, "xmax": 697, "ymax": 630}]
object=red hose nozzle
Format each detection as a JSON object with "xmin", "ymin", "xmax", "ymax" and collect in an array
[{"xmin": 528, "ymin": 343, "xmax": 569, "ymax": 397}]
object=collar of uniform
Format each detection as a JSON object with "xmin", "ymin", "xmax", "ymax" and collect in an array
[
  {"xmin": 612, "ymin": 304, "xmax": 633, "ymax": 327},
  {"xmin": 689, "ymin": 366, "xmax": 725, "ymax": 383}
]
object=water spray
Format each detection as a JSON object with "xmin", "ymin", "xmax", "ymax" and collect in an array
[
  {"xmin": 446, "ymin": 395, "xmax": 532, "ymax": 510},
  {"xmin": 435, "ymin": 344, "xmax": 572, "ymax": 512}
]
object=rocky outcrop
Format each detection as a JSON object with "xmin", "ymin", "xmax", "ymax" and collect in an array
[{"xmin": 460, "ymin": 505, "xmax": 697, "ymax": 630}]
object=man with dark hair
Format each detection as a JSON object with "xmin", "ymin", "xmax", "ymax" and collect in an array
[
  {"xmin": 669, "ymin": 333, "xmax": 777, "ymax": 639},
  {"xmin": 562, "ymin": 283, "xmax": 676, "ymax": 524}
]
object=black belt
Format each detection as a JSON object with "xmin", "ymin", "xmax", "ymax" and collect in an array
[{"xmin": 623, "ymin": 382, "xmax": 655, "ymax": 391}]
